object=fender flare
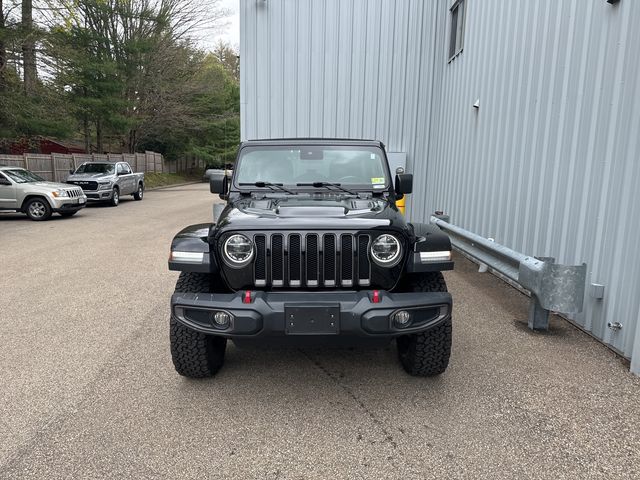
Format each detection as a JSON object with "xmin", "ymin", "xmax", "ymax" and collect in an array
[
  {"xmin": 169, "ymin": 223, "xmax": 216, "ymax": 273},
  {"xmin": 406, "ymin": 222, "xmax": 454, "ymax": 273}
]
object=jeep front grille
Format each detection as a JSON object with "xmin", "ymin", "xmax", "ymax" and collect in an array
[{"xmin": 252, "ymin": 232, "xmax": 371, "ymax": 288}]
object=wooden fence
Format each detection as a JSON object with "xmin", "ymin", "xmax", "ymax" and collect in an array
[{"xmin": 0, "ymin": 151, "xmax": 177, "ymax": 182}]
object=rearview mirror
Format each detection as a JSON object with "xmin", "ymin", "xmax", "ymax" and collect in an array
[
  {"xmin": 300, "ymin": 148, "xmax": 323, "ymax": 160},
  {"xmin": 395, "ymin": 174, "xmax": 413, "ymax": 195},
  {"xmin": 210, "ymin": 174, "xmax": 228, "ymax": 198}
]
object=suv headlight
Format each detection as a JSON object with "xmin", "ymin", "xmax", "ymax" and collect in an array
[
  {"xmin": 51, "ymin": 189, "xmax": 69, "ymax": 198},
  {"xmin": 223, "ymin": 234, "xmax": 254, "ymax": 267},
  {"xmin": 98, "ymin": 182, "xmax": 112, "ymax": 190},
  {"xmin": 370, "ymin": 234, "xmax": 402, "ymax": 267}
]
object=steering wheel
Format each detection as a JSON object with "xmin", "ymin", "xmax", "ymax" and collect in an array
[{"xmin": 337, "ymin": 176, "xmax": 361, "ymax": 183}]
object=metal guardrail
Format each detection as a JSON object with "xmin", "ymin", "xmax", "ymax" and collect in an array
[{"xmin": 430, "ymin": 214, "xmax": 587, "ymax": 331}]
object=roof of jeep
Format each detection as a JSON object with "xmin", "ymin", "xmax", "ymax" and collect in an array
[{"xmin": 241, "ymin": 138, "xmax": 384, "ymax": 148}]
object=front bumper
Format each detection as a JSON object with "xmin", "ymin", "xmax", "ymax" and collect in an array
[
  {"xmin": 50, "ymin": 196, "xmax": 87, "ymax": 211},
  {"xmin": 171, "ymin": 290, "xmax": 452, "ymax": 339},
  {"xmin": 85, "ymin": 190, "xmax": 113, "ymax": 201}
]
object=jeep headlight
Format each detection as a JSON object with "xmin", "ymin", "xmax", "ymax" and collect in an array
[
  {"xmin": 370, "ymin": 234, "xmax": 402, "ymax": 267},
  {"xmin": 51, "ymin": 189, "xmax": 69, "ymax": 198},
  {"xmin": 98, "ymin": 182, "xmax": 112, "ymax": 190},
  {"xmin": 223, "ymin": 234, "xmax": 254, "ymax": 267}
]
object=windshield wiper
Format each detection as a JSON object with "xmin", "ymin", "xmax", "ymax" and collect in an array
[
  {"xmin": 296, "ymin": 182, "xmax": 358, "ymax": 196},
  {"xmin": 239, "ymin": 182, "xmax": 297, "ymax": 195}
]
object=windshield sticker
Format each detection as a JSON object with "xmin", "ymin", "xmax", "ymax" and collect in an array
[{"xmin": 371, "ymin": 177, "xmax": 385, "ymax": 185}]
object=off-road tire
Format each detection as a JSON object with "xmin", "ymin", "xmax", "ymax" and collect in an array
[
  {"xmin": 396, "ymin": 272, "xmax": 452, "ymax": 376},
  {"xmin": 24, "ymin": 197, "xmax": 52, "ymax": 221},
  {"xmin": 109, "ymin": 187, "xmax": 119, "ymax": 207},
  {"xmin": 398, "ymin": 271, "xmax": 448, "ymax": 294},
  {"xmin": 170, "ymin": 272, "xmax": 226, "ymax": 378},
  {"xmin": 133, "ymin": 183, "xmax": 144, "ymax": 200}
]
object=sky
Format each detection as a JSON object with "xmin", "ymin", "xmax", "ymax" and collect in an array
[{"xmin": 209, "ymin": 0, "xmax": 240, "ymax": 49}]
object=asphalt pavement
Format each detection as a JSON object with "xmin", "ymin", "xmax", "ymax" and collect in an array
[{"xmin": 1, "ymin": 183, "xmax": 639, "ymax": 479}]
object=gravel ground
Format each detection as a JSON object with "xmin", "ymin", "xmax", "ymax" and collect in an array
[{"xmin": 1, "ymin": 183, "xmax": 638, "ymax": 479}]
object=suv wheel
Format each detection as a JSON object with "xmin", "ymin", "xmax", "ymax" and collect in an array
[
  {"xmin": 110, "ymin": 187, "xmax": 119, "ymax": 206},
  {"xmin": 396, "ymin": 272, "xmax": 452, "ymax": 376},
  {"xmin": 25, "ymin": 198, "xmax": 52, "ymax": 221},
  {"xmin": 170, "ymin": 272, "xmax": 227, "ymax": 378}
]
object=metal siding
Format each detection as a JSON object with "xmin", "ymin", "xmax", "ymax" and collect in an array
[
  {"xmin": 241, "ymin": 0, "xmax": 640, "ymax": 372},
  {"xmin": 426, "ymin": 0, "xmax": 640, "ymax": 367},
  {"xmin": 241, "ymin": 0, "xmax": 442, "ymax": 153}
]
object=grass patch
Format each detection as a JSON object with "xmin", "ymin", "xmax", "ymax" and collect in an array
[{"xmin": 144, "ymin": 172, "xmax": 202, "ymax": 189}]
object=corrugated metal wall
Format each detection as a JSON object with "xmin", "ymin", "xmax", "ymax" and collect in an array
[
  {"xmin": 421, "ymin": 0, "xmax": 640, "ymax": 370},
  {"xmin": 241, "ymin": 0, "xmax": 640, "ymax": 373},
  {"xmin": 240, "ymin": 0, "xmax": 444, "ymax": 179}
]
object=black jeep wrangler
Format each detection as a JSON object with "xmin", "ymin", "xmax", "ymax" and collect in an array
[{"xmin": 168, "ymin": 139, "xmax": 453, "ymax": 378}]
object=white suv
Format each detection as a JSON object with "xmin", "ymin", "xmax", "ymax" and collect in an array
[{"xmin": 0, "ymin": 166, "xmax": 87, "ymax": 221}]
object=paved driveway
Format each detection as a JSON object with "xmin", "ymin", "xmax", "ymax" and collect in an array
[{"xmin": 1, "ymin": 184, "xmax": 638, "ymax": 479}]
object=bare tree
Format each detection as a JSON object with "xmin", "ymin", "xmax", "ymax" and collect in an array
[
  {"xmin": 0, "ymin": 0, "xmax": 6, "ymax": 90},
  {"xmin": 21, "ymin": 0, "xmax": 36, "ymax": 95},
  {"xmin": 7, "ymin": 0, "xmax": 235, "ymax": 151},
  {"xmin": 212, "ymin": 40, "xmax": 239, "ymax": 82}
]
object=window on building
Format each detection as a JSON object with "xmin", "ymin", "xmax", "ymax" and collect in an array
[{"xmin": 448, "ymin": 0, "xmax": 466, "ymax": 61}]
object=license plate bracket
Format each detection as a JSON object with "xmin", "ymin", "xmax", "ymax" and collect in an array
[{"xmin": 284, "ymin": 304, "xmax": 340, "ymax": 335}]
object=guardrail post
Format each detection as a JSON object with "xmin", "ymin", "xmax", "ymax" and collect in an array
[{"xmin": 529, "ymin": 295, "xmax": 550, "ymax": 331}]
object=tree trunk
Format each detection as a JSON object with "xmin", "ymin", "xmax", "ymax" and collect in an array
[
  {"xmin": 0, "ymin": 0, "xmax": 6, "ymax": 91},
  {"xmin": 83, "ymin": 115, "xmax": 90, "ymax": 153},
  {"xmin": 21, "ymin": 0, "xmax": 37, "ymax": 95},
  {"xmin": 128, "ymin": 129, "xmax": 136, "ymax": 154},
  {"xmin": 82, "ymin": 85, "xmax": 90, "ymax": 152},
  {"xmin": 96, "ymin": 118, "xmax": 103, "ymax": 153}
]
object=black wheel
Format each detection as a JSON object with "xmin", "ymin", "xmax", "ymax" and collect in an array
[
  {"xmin": 24, "ymin": 197, "xmax": 52, "ymax": 221},
  {"xmin": 170, "ymin": 272, "xmax": 226, "ymax": 378},
  {"xmin": 133, "ymin": 183, "xmax": 144, "ymax": 200},
  {"xmin": 396, "ymin": 272, "xmax": 452, "ymax": 376},
  {"xmin": 59, "ymin": 211, "xmax": 78, "ymax": 218},
  {"xmin": 110, "ymin": 187, "xmax": 119, "ymax": 206}
]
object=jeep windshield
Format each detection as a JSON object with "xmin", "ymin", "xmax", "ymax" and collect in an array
[
  {"xmin": 74, "ymin": 163, "xmax": 115, "ymax": 174},
  {"xmin": 234, "ymin": 145, "xmax": 389, "ymax": 191},
  {"xmin": 3, "ymin": 169, "xmax": 45, "ymax": 183}
]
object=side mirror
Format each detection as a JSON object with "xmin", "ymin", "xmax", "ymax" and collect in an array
[
  {"xmin": 395, "ymin": 174, "xmax": 413, "ymax": 195},
  {"xmin": 69, "ymin": 169, "xmax": 75, "ymax": 175},
  {"xmin": 0, "ymin": 177, "xmax": 10, "ymax": 186},
  {"xmin": 210, "ymin": 174, "xmax": 228, "ymax": 198}
]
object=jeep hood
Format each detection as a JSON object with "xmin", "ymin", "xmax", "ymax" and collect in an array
[{"xmin": 214, "ymin": 196, "xmax": 407, "ymax": 232}]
